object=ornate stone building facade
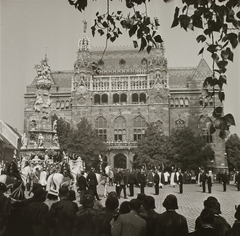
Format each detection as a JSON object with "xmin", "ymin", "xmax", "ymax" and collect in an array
[{"xmin": 23, "ymin": 32, "xmax": 226, "ymax": 171}]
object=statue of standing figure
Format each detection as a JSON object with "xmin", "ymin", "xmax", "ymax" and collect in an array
[
  {"xmin": 38, "ymin": 133, "xmax": 44, "ymax": 147},
  {"xmin": 53, "ymin": 120, "xmax": 57, "ymax": 132},
  {"xmin": 21, "ymin": 133, "xmax": 28, "ymax": 149},
  {"xmin": 52, "ymin": 134, "xmax": 59, "ymax": 147}
]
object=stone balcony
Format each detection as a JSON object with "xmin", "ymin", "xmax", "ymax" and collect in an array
[{"xmin": 105, "ymin": 140, "xmax": 138, "ymax": 150}]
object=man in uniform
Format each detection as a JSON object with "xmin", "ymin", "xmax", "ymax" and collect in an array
[
  {"xmin": 60, "ymin": 156, "xmax": 73, "ymax": 180},
  {"xmin": 6, "ymin": 155, "xmax": 22, "ymax": 181}
]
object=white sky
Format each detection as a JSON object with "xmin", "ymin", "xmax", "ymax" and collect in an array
[{"xmin": 0, "ymin": 0, "xmax": 239, "ymax": 136}]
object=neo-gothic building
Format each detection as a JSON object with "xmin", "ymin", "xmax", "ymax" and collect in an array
[{"xmin": 23, "ymin": 32, "xmax": 226, "ymax": 171}]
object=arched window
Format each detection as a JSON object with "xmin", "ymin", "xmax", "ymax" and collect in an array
[
  {"xmin": 61, "ymin": 101, "xmax": 65, "ymax": 109},
  {"xmin": 175, "ymin": 98, "xmax": 179, "ymax": 107},
  {"xmin": 94, "ymin": 94, "xmax": 100, "ymax": 104},
  {"xmin": 114, "ymin": 117, "xmax": 126, "ymax": 141},
  {"xmin": 133, "ymin": 116, "xmax": 146, "ymax": 141},
  {"xmin": 140, "ymin": 93, "xmax": 146, "ymax": 103},
  {"xmin": 170, "ymin": 98, "xmax": 174, "ymax": 107},
  {"xmin": 120, "ymin": 93, "xmax": 127, "ymax": 103},
  {"xmin": 102, "ymin": 94, "xmax": 108, "ymax": 104},
  {"xmin": 95, "ymin": 117, "xmax": 107, "ymax": 141},
  {"xmin": 202, "ymin": 128, "xmax": 213, "ymax": 143},
  {"xmin": 199, "ymin": 97, "xmax": 203, "ymax": 106},
  {"xmin": 180, "ymin": 98, "xmax": 184, "ymax": 107},
  {"xmin": 185, "ymin": 98, "xmax": 189, "ymax": 107},
  {"xmin": 65, "ymin": 100, "xmax": 70, "ymax": 109},
  {"xmin": 113, "ymin": 93, "xmax": 120, "ymax": 104},
  {"xmin": 175, "ymin": 118, "xmax": 186, "ymax": 129},
  {"xmin": 56, "ymin": 101, "xmax": 60, "ymax": 109},
  {"xmin": 132, "ymin": 93, "xmax": 138, "ymax": 103}
]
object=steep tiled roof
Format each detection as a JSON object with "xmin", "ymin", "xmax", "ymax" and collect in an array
[{"xmin": 51, "ymin": 71, "xmax": 73, "ymax": 91}]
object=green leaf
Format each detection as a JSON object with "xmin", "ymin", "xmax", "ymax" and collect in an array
[
  {"xmin": 218, "ymin": 91, "xmax": 225, "ymax": 102},
  {"xmin": 117, "ymin": 11, "xmax": 122, "ymax": 15},
  {"xmin": 91, "ymin": 26, "xmax": 96, "ymax": 37},
  {"xmin": 137, "ymin": 28, "xmax": 143, "ymax": 39},
  {"xmin": 140, "ymin": 37, "xmax": 147, "ymax": 51},
  {"xmin": 228, "ymin": 33, "xmax": 238, "ymax": 48},
  {"xmin": 207, "ymin": 45, "xmax": 218, "ymax": 53},
  {"xmin": 179, "ymin": 15, "xmax": 191, "ymax": 31},
  {"xmin": 154, "ymin": 35, "xmax": 163, "ymax": 43},
  {"xmin": 102, "ymin": 21, "xmax": 108, "ymax": 28},
  {"xmin": 192, "ymin": 16, "xmax": 203, "ymax": 28},
  {"xmin": 196, "ymin": 35, "xmax": 206, "ymax": 43},
  {"xmin": 171, "ymin": 18, "xmax": 179, "ymax": 28},
  {"xmin": 98, "ymin": 29, "xmax": 104, "ymax": 36},
  {"xmin": 198, "ymin": 47, "xmax": 204, "ymax": 55},
  {"xmin": 217, "ymin": 60, "xmax": 228, "ymax": 69},
  {"xmin": 224, "ymin": 114, "xmax": 236, "ymax": 126},
  {"xmin": 218, "ymin": 74, "xmax": 227, "ymax": 89},
  {"xmin": 129, "ymin": 24, "xmax": 137, "ymax": 37},
  {"xmin": 226, "ymin": 47, "xmax": 234, "ymax": 62}
]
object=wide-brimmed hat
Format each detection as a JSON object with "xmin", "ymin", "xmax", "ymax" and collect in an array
[
  {"xmin": 163, "ymin": 194, "xmax": 178, "ymax": 210},
  {"xmin": 0, "ymin": 183, "xmax": 7, "ymax": 192},
  {"xmin": 235, "ymin": 205, "xmax": 240, "ymax": 221},
  {"xmin": 204, "ymin": 197, "xmax": 221, "ymax": 214},
  {"xmin": 34, "ymin": 188, "xmax": 47, "ymax": 201},
  {"xmin": 143, "ymin": 196, "xmax": 156, "ymax": 210}
]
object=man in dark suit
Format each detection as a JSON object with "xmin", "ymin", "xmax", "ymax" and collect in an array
[
  {"xmin": 178, "ymin": 169, "xmax": 183, "ymax": 194},
  {"xmin": 200, "ymin": 170, "xmax": 207, "ymax": 193},
  {"xmin": 154, "ymin": 194, "xmax": 188, "ymax": 236},
  {"xmin": 235, "ymin": 171, "xmax": 240, "ymax": 191},
  {"xmin": 111, "ymin": 199, "xmax": 146, "ymax": 236},
  {"xmin": 139, "ymin": 169, "xmax": 146, "ymax": 194},
  {"xmin": 49, "ymin": 186, "xmax": 78, "ymax": 236},
  {"xmin": 77, "ymin": 171, "xmax": 89, "ymax": 204},
  {"xmin": 87, "ymin": 168, "xmax": 101, "ymax": 200},
  {"xmin": 128, "ymin": 170, "xmax": 137, "ymax": 197},
  {"xmin": 153, "ymin": 170, "xmax": 160, "ymax": 195},
  {"xmin": 117, "ymin": 170, "xmax": 128, "ymax": 199},
  {"xmin": 222, "ymin": 170, "xmax": 228, "ymax": 192}
]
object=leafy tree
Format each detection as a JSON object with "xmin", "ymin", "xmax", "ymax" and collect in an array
[
  {"xmin": 135, "ymin": 122, "xmax": 172, "ymax": 168},
  {"xmin": 52, "ymin": 114, "xmax": 71, "ymax": 151},
  {"xmin": 68, "ymin": 0, "xmax": 239, "ymax": 138},
  {"xmin": 226, "ymin": 133, "xmax": 240, "ymax": 170},
  {"xmin": 169, "ymin": 127, "xmax": 213, "ymax": 171},
  {"xmin": 66, "ymin": 117, "xmax": 108, "ymax": 168}
]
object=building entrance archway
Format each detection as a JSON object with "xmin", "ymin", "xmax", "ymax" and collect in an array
[{"xmin": 114, "ymin": 153, "xmax": 127, "ymax": 169}]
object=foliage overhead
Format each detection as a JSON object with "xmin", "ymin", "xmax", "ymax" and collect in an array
[
  {"xmin": 226, "ymin": 133, "xmax": 240, "ymax": 170},
  {"xmin": 68, "ymin": 0, "xmax": 239, "ymax": 138}
]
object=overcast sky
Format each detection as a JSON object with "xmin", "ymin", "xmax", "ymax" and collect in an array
[{"xmin": 0, "ymin": 0, "xmax": 239, "ymax": 136}]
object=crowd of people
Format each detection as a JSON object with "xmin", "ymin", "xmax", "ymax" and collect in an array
[{"xmin": 0, "ymin": 180, "xmax": 239, "ymax": 236}]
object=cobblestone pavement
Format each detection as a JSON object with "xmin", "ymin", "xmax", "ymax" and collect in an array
[{"xmin": 96, "ymin": 182, "xmax": 240, "ymax": 232}]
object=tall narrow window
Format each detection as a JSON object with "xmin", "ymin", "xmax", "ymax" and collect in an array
[
  {"xmin": 102, "ymin": 94, "xmax": 108, "ymax": 104},
  {"xmin": 170, "ymin": 98, "xmax": 174, "ymax": 107},
  {"xmin": 95, "ymin": 117, "xmax": 107, "ymax": 141},
  {"xmin": 113, "ymin": 94, "xmax": 120, "ymax": 104},
  {"xmin": 180, "ymin": 98, "xmax": 184, "ymax": 107},
  {"xmin": 185, "ymin": 98, "xmax": 189, "ymax": 107},
  {"xmin": 65, "ymin": 100, "xmax": 70, "ymax": 109},
  {"xmin": 133, "ymin": 116, "xmax": 146, "ymax": 141},
  {"xmin": 94, "ymin": 94, "xmax": 100, "ymax": 104},
  {"xmin": 199, "ymin": 98, "xmax": 203, "ymax": 106},
  {"xmin": 175, "ymin": 98, "xmax": 179, "ymax": 107},
  {"xmin": 56, "ymin": 101, "xmax": 60, "ymax": 109},
  {"xmin": 140, "ymin": 93, "xmax": 146, "ymax": 103},
  {"xmin": 61, "ymin": 101, "xmax": 65, "ymax": 109},
  {"xmin": 120, "ymin": 93, "xmax": 127, "ymax": 103},
  {"xmin": 132, "ymin": 93, "xmax": 138, "ymax": 103},
  {"xmin": 202, "ymin": 128, "xmax": 213, "ymax": 143},
  {"xmin": 114, "ymin": 117, "xmax": 126, "ymax": 141}
]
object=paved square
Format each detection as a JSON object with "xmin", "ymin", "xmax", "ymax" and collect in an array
[{"xmin": 97, "ymin": 182, "xmax": 240, "ymax": 232}]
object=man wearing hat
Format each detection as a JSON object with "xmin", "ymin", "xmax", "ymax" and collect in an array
[
  {"xmin": 73, "ymin": 194, "xmax": 99, "ymax": 236},
  {"xmin": 6, "ymin": 156, "xmax": 22, "ymax": 181},
  {"xmin": 154, "ymin": 194, "xmax": 188, "ymax": 236},
  {"xmin": 111, "ymin": 199, "xmax": 146, "ymax": 236},
  {"xmin": 225, "ymin": 205, "xmax": 240, "ymax": 236},
  {"xmin": 139, "ymin": 196, "xmax": 158, "ymax": 236},
  {"xmin": 49, "ymin": 186, "xmax": 78, "ymax": 236},
  {"xmin": 25, "ymin": 188, "xmax": 49, "ymax": 236},
  {"xmin": 60, "ymin": 156, "xmax": 73, "ymax": 180},
  {"xmin": 87, "ymin": 168, "xmax": 101, "ymax": 201},
  {"xmin": 195, "ymin": 196, "xmax": 231, "ymax": 236}
]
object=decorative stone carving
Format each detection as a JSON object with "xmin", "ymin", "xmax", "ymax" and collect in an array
[
  {"xmin": 52, "ymin": 134, "xmax": 59, "ymax": 147},
  {"xmin": 21, "ymin": 133, "xmax": 28, "ymax": 149},
  {"xmin": 53, "ymin": 120, "xmax": 57, "ymax": 132},
  {"xmin": 38, "ymin": 133, "xmax": 44, "ymax": 148}
]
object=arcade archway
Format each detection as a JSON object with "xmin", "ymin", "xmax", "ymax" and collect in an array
[{"xmin": 114, "ymin": 153, "xmax": 127, "ymax": 169}]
